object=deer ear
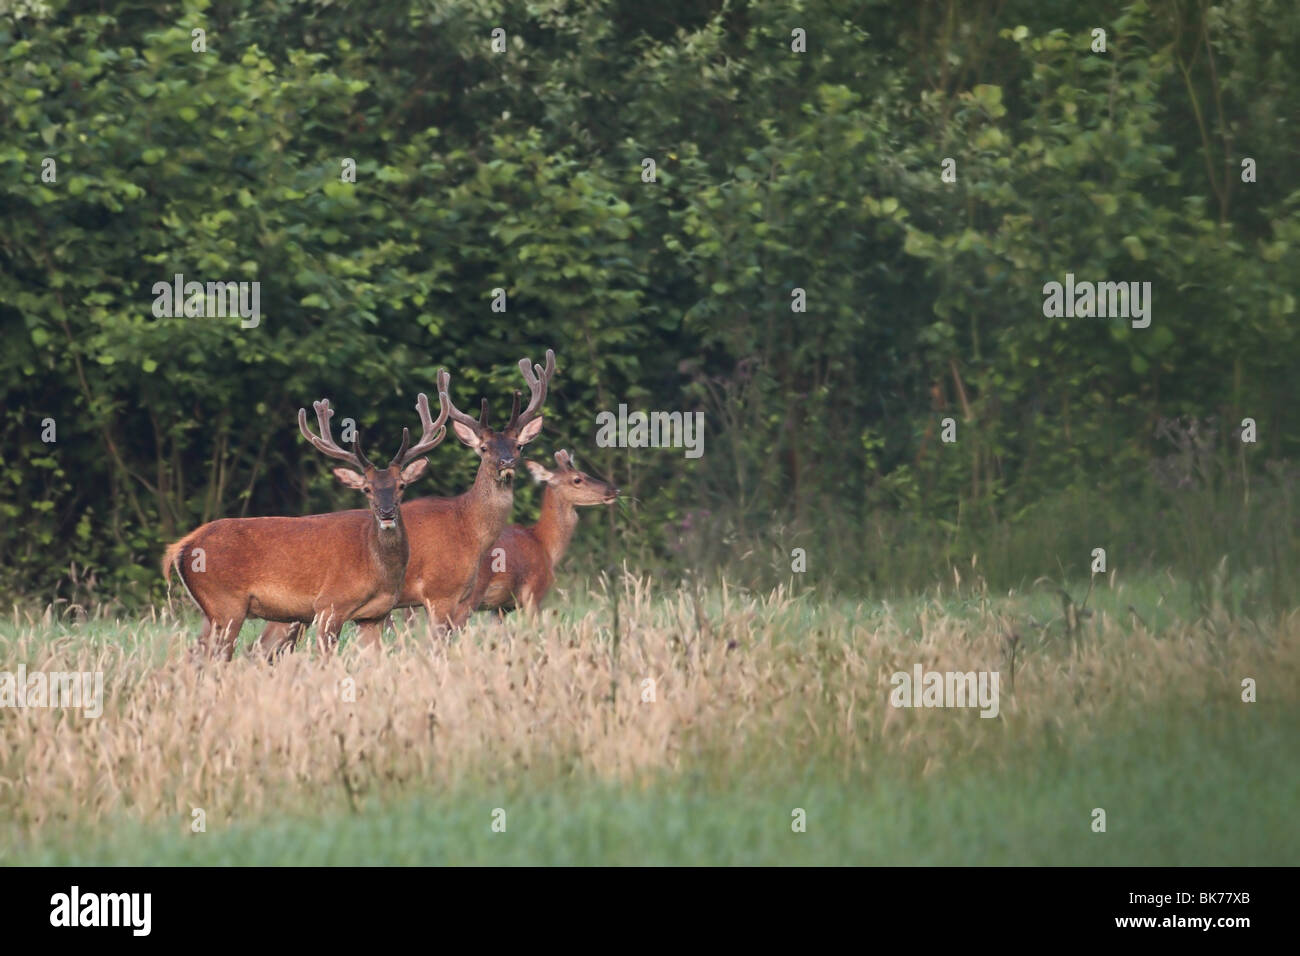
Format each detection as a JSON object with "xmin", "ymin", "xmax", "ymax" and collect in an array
[
  {"xmin": 399, "ymin": 458, "xmax": 428, "ymax": 484},
  {"xmin": 515, "ymin": 416, "xmax": 544, "ymax": 445},
  {"xmin": 332, "ymin": 467, "xmax": 367, "ymax": 490},
  {"xmin": 451, "ymin": 420, "xmax": 481, "ymax": 448},
  {"xmin": 524, "ymin": 460, "xmax": 553, "ymax": 484}
]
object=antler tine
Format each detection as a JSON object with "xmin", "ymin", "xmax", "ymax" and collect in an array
[
  {"xmin": 299, "ymin": 398, "xmax": 365, "ymax": 469},
  {"xmin": 353, "ymin": 430, "xmax": 375, "ymax": 471},
  {"xmin": 512, "ymin": 348, "xmax": 555, "ymax": 430},
  {"xmin": 438, "ymin": 367, "xmax": 487, "ymax": 432},
  {"xmin": 398, "ymin": 391, "xmax": 450, "ymax": 464},
  {"xmin": 386, "ymin": 427, "xmax": 410, "ymax": 468},
  {"xmin": 478, "ymin": 397, "xmax": 489, "ymax": 426}
]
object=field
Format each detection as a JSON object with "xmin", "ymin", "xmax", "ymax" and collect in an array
[{"xmin": 2, "ymin": 571, "xmax": 1297, "ymax": 865}]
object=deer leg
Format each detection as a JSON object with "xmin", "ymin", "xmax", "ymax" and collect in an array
[
  {"xmin": 281, "ymin": 622, "xmax": 304, "ymax": 657},
  {"xmin": 446, "ymin": 600, "xmax": 476, "ymax": 631},
  {"xmin": 316, "ymin": 621, "xmax": 342, "ymax": 655},
  {"xmin": 312, "ymin": 607, "xmax": 343, "ymax": 655},
  {"xmin": 213, "ymin": 616, "xmax": 243, "ymax": 662},
  {"xmin": 355, "ymin": 617, "xmax": 385, "ymax": 649},
  {"xmin": 190, "ymin": 616, "xmax": 215, "ymax": 665},
  {"xmin": 518, "ymin": 589, "xmax": 541, "ymax": 619},
  {"xmin": 422, "ymin": 600, "xmax": 454, "ymax": 640},
  {"xmin": 256, "ymin": 622, "xmax": 302, "ymax": 661}
]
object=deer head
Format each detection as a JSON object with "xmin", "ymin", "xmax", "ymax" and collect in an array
[
  {"xmin": 440, "ymin": 349, "xmax": 555, "ymax": 486},
  {"xmin": 525, "ymin": 449, "xmax": 620, "ymax": 505},
  {"xmin": 298, "ymin": 391, "xmax": 449, "ymax": 530}
]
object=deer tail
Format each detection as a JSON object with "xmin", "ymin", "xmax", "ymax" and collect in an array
[{"xmin": 162, "ymin": 531, "xmax": 200, "ymax": 583}]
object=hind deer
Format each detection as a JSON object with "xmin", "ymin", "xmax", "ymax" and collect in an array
[
  {"xmin": 471, "ymin": 449, "xmax": 619, "ymax": 615},
  {"xmin": 255, "ymin": 350, "xmax": 555, "ymax": 654},
  {"xmin": 163, "ymin": 392, "xmax": 449, "ymax": 659}
]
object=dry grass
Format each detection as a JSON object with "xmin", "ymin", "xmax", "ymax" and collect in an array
[{"xmin": 2, "ymin": 574, "xmax": 1297, "ymax": 845}]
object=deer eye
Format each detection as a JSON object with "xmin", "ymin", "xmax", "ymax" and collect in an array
[{"xmin": 573, "ymin": 477, "xmax": 582, "ymax": 484}]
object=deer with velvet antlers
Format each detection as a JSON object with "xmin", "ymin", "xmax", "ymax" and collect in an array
[
  {"xmin": 163, "ymin": 391, "xmax": 450, "ymax": 659},
  {"xmin": 255, "ymin": 350, "xmax": 555, "ymax": 655}
]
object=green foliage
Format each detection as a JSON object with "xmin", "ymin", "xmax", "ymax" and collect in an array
[{"xmin": 1, "ymin": 0, "xmax": 1298, "ymax": 603}]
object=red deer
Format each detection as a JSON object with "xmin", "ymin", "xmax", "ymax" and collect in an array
[
  {"xmin": 255, "ymin": 350, "xmax": 555, "ymax": 653},
  {"xmin": 163, "ymin": 392, "xmax": 449, "ymax": 659},
  {"xmin": 471, "ymin": 449, "xmax": 619, "ymax": 614}
]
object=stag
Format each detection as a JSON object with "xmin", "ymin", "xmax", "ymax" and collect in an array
[
  {"xmin": 255, "ymin": 350, "xmax": 555, "ymax": 653},
  {"xmin": 163, "ymin": 392, "xmax": 449, "ymax": 659}
]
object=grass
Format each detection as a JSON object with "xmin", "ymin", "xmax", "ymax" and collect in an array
[
  {"xmin": 14, "ymin": 701, "xmax": 1297, "ymax": 865},
  {"xmin": 2, "ymin": 570, "xmax": 1297, "ymax": 864}
]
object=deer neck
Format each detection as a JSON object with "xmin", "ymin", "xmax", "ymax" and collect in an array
[
  {"xmin": 532, "ymin": 486, "xmax": 579, "ymax": 570},
  {"xmin": 466, "ymin": 457, "xmax": 515, "ymax": 549},
  {"xmin": 368, "ymin": 514, "xmax": 410, "ymax": 574}
]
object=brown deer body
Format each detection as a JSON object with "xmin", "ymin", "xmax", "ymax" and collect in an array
[
  {"xmin": 164, "ymin": 393, "xmax": 448, "ymax": 659},
  {"xmin": 471, "ymin": 450, "xmax": 619, "ymax": 614},
  {"xmin": 255, "ymin": 351, "xmax": 554, "ymax": 654}
]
